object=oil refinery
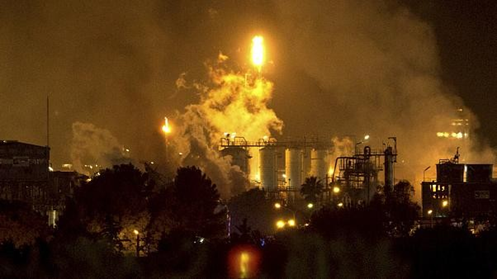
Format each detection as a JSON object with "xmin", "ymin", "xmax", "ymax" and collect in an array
[{"xmin": 219, "ymin": 134, "xmax": 398, "ymax": 206}]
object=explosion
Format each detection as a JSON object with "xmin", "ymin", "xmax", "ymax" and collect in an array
[{"xmin": 171, "ymin": 36, "xmax": 283, "ymax": 197}]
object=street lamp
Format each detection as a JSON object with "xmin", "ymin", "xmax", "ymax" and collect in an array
[
  {"xmin": 333, "ymin": 186, "xmax": 340, "ymax": 194},
  {"xmin": 355, "ymin": 134, "xmax": 370, "ymax": 154},
  {"xmin": 274, "ymin": 202, "xmax": 296, "ymax": 220},
  {"xmin": 276, "ymin": 220, "xmax": 285, "ymax": 229},
  {"xmin": 287, "ymin": 219, "xmax": 296, "ymax": 227},
  {"xmin": 133, "ymin": 229, "xmax": 140, "ymax": 257},
  {"xmin": 442, "ymin": 200, "xmax": 449, "ymax": 208}
]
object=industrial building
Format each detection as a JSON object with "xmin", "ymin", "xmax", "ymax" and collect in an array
[
  {"xmin": 422, "ymin": 154, "xmax": 497, "ymax": 219},
  {"xmin": 220, "ymin": 135, "xmax": 398, "ymax": 206},
  {"xmin": 0, "ymin": 140, "xmax": 50, "ymax": 204},
  {"xmin": 331, "ymin": 138, "xmax": 397, "ymax": 206},
  {"xmin": 0, "ymin": 140, "xmax": 85, "ymax": 226}
]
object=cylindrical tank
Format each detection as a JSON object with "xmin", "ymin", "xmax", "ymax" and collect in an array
[
  {"xmin": 221, "ymin": 147, "xmax": 250, "ymax": 174},
  {"xmin": 310, "ymin": 149, "xmax": 328, "ymax": 180},
  {"xmin": 285, "ymin": 148, "xmax": 303, "ymax": 189},
  {"xmin": 260, "ymin": 147, "xmax": 277, "ymax": 191}
]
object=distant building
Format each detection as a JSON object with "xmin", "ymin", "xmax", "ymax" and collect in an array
[
  {"xmin": 435, "ymin": 108, "xmax": 470, "ymax": 141},
  {"xmin": 0, "ymin": 140, "xmax": 86, "ymax": 226},
  {"xmin": 0, "ymin": 140, "xmax": 49, "ymax": 204},
  {"xmin": 422, "ymin": 159, "xmax": 497, "ymax": 219}
]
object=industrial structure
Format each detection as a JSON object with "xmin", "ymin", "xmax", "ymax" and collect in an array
[
  {"xmin": 422, "ymin": 151, "xmax": 497, "ymax": 219},
  {"xmin": 220, "ymin": 136, "xmax": 333, "ymax": 201},
  {"xmin": 331, "ymin": 137, "xmax": 397, "ymax": 206},
  {"xmin": 220, "ymin": 135, "xmax": 398, "ymax": 206},
  {"xmin": 0, "ymin": 140, "xmax": 85, "ymax": 226}
]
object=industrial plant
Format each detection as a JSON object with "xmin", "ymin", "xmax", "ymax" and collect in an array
[
  {"xmin": 220, "ymin": 134, "xmax": 398, "ymax": 207},
  {"xmin": 422, "ymin": 150, "xmax": 497, "ymax": 220}
]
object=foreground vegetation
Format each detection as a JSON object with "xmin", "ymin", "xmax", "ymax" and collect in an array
[{"xmin": 1, "ymin": 164, "xmax": 497, "ymax": 278}]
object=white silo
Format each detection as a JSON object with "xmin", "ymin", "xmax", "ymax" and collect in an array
[
  {"xmin": 285, "ymin": 148, "xmax": 303, "ymax": 189},
  {"xmin": 259, "ymin": 147, "xmax": 277, "ymax": 191},
  {"xmin": 310, "ymin": 148, "xmax": 328, "ymax": 181}
]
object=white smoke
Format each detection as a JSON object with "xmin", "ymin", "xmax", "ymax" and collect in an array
[{"xmin": 170, "ymin": 54, "xmax": 283, "ymax": 197}]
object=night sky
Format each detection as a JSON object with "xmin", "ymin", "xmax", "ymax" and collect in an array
[
  {"xmin": 0, "ymin": 0, "xmax": 496, "ymax": 171},
  {"xmin": 408, "ymin": 0, "xmax": 497, "ymax": 145}
]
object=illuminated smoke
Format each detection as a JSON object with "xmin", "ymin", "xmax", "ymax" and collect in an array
[
  {"xmin": 70, "ymin": 122, "xmax": 132, "ymax": 175},
  {"xmin": 171, "ymin": 53, "xmax": 283, "ymax": 197},
  {"xmin": 274, "ymin": 0, "xmax": 496, "ymax": 200}
]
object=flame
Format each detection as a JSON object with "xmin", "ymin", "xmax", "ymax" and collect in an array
[
  {"xmin": 162, "ymin": 117, "xmax": 171, "ymax": 134},
  {"xmin": 172, "ymin": 36, "xmax": 282, "ymax": 196},
  {"xmin": 251, "ymin": 36, "xmax": 265, "ymax": 71}
]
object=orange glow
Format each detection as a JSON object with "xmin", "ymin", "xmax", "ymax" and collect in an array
[
  {"xmin": 228, "ymin": 245, "xmax": 261, "ymax": 279},
  {"xmin": 162, "ymin": 117, "xmax": 171, "ymax": 134}
]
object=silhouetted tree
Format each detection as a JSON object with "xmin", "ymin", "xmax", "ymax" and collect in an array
[
  {"xmin": 170, "ymin": 166, "xmax": 225, "ymax": 239},
  {"xmin": 0, "ymin": 200, "xmax": 49, "ymax": 248},
  {"xmin": 300, "ymin": 176, "xmax": 323, "ymax": 203},
  {"xmin": 228, "ymin": 188, "xmax": 277, "ymax": 236},
  {"xmin": 61, "ymin": 164, "xmax": 152, "ymax": 252},
  {"xmin": 384, "ymin": 180, "xmax": 420, "ymax": 237}
]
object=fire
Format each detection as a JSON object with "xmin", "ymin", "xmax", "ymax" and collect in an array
[
  {"xmin": 251, "ymin": 36, "xmax": 265, "ymax": 71},
  {"xmin": 162, "ymin": 117, "xmax": 171, "ymax": 134},
  {"xmin": 171, "ymin": 34, "xmax": 283, "ymax": 196}
]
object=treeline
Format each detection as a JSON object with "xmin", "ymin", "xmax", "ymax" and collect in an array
[{"xmin": 0, "ymin": 164, "xmax": 497, "ymax": 278}]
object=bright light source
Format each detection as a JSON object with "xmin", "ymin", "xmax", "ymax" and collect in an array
[
  {"xmin": 251, "ymin": 36, "xmax": 265, "ymax": 70},
  {"xmin": 364, "ymin": 135, "xmax": 370, "ymax": 140},
  {"xmin": 328, "ymin": 167, "xmax": 334, "ymax": 176},
  {"xmin": 240, "ymin": 252, "xmax": 250, "ymax": 277},
  {"xmin": 287, "ymin": 219, "xmax": 296, "ymax": 227},
  {"xmin": 307, "ymin": 203, "xmax": 314, "ymax": 209},
  {"xmin": 427, "ymin": 209, "xmax": 433, "ymax": 215},
  {"xmin": 442, "ymin": 200, "xmax": 448, "ymax": 207},
  {"xmin": 276, "ymin": 220, "xmax": 285, "ymax": 229},
  {"xmin": 337, "ymin": 203, "xmax": 344, "ymax": 208},
  {"xmin": 282, "ymin": 174, "xmax": 287, "ymax": 179},
  {"xmin": 333, "ymin": 186, "xmax": 340, "ymax": 194},
  {"xmin": 274, "ymin": 202, "xmax": 282, "ymax": 209},
  {"xmin": 133, "ymin": 230, "xmax": 139, "ymax": 235},
  {"xmin": 162, "ymin": 117, "xmax": 171, "ymax": 134}
]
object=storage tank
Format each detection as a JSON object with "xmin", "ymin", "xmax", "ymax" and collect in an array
[
  {"xmin": 285, "ymin": 148, "xmax": 303, "ymax": 189},
  {"xmin": 259, "ymin": 147, "xmax": 277, "ymax": 191},
  {"xmin": 310, "ymin": 149, "xmax": 328, "ymax": 180},
  {"xmin": 221, "ymin": 147, "xmax": 250, "ymax": 174}
]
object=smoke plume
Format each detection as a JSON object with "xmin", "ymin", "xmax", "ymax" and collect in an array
[
  {"xmin": 272, "ymin": 0, "xmax": 495, "ymax": 199},
  {"xmin": 71, "ymin": 122, "xmax": 132, "ymax": 175},
  {"xmin": 1, "ymin": 0, "xmax": 495, "ymax": 201},
  {"xmin": 171, "ymin": 54, "xmax": 283, "ymax": 197}
]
